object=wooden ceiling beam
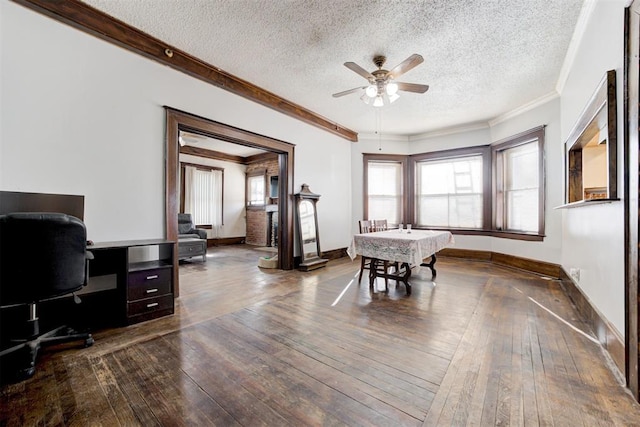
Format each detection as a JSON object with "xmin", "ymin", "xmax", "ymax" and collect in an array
[{"xmin": 12, "ymin": 0, "xmax": 359, "ymax": 142}]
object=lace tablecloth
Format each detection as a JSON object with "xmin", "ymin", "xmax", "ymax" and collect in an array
[{"xmin": 347, "ymin": 229, "xmax": 454, "ymax": 266}]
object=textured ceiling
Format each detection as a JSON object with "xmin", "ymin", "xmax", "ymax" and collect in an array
[{"xmin": 81, "ymin": 0, "xmax": 584, "ymax": 137}]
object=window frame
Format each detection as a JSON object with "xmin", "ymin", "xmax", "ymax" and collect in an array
[
  {"xmin": 246, "ymin": 169, "xmax": 267, "ymax": 209},
  {"xmin": 409, "ymin": 146, "xmax": 492, "ymax": 231},
  {"xmin": 492, "ymin": 126, "xmax": 546, "ymax": 239},
  {"xmin": 363, "ymin": 154, "xmax": 408, "ymax": 226}
]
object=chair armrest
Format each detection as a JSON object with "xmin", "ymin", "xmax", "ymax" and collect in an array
[{"xmin": 195, "ymin": 229, "xmax": 207, "ymax": 240}]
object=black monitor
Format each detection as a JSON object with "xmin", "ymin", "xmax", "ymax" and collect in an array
[{"xmin": 0, "ymin": 191, "xmax": 84, "ymax": 220}]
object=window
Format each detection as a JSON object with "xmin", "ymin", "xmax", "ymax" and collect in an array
[
  {"xmin": 362, "ymin": 127, "xmax": 544, "ymax": 240},
  {"xmin": 247, "ymin": 173, "xmax": 266, "ymax": 206},
  {"xmin": 411, "ymin": 146, "xmax": 490, "ymax": 230},
  {"xmin": 415, "ymin": 155, "xmax": 484, "ymax": 228},
  {"xmin": 493, "ymin": 126, "xmax": 545, "ymax": 235},
  {"xmin": 183, "ymin": 164, "xmax": 223, "ymax": 226},
  {"xmin": 364, "ymin": 155, "xmax": 406, "ymax": 226}
]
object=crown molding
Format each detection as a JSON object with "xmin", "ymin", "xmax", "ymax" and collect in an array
[
  {"xmin": 488, "ymin": 91, "xmax": 559, "ymax": 127},
  {"xmin": 358, "ymin": 133, "xmax": 409, "ymax": 142},
  {"xmin": 409, "ymin": 121, "xmax": 489, "ymax": 141}
]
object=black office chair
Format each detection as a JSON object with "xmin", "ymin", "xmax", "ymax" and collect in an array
[{"xmin": 0, "ymin": 213, "xmax": 94, "ymax": 381}]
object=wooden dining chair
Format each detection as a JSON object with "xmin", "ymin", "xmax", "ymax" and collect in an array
[
  {"xmin": 372, "ymin": 219, "xmax": 388, "ymax": 231},
  {"xmin": 357, "ymin": 220, "xmax": 373, "ymax": 282},
  {"xmin": 357, "ymin": 219, "xmax": 395, "ymax": 287}
]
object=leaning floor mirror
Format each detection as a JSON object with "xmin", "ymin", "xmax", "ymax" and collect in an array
[{"xmin": 294, "ymin": 184, "xmax": 328, "ymax": 271}]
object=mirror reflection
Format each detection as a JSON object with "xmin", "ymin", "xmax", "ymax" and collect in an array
[{"xmin": 299, "ymin": 200, "xmax": 317, "ymax": 244}]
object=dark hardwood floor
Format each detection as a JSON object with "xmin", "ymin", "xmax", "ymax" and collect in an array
[{"xmin": 2, "ymin": 244, "xmax": 640, "ymax": 426}]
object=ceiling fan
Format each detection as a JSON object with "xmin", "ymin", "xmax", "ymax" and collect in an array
[{"xmin": 332, "ymin": 54, "xmax": 429, "ymax": 107}]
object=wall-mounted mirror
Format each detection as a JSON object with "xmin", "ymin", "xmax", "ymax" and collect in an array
[
  {"xmin": 564, "ymin": 70, "xmax": 618, "ymax": 205},
  {"xmin": 295, "ymin": 184, "xmax": 328, "ymax": 271}
]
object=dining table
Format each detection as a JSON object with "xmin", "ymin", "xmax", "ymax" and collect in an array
[{"xmin": 347, "ymin": 228, "xmax": 454, "ymax": 295}]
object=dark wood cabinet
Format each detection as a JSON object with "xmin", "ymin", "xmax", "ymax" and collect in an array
[
  {"xmin": 127, "ymin": 261, "xmax": 174, "ymax": 324},
  {"xmin": 89, "ymin": 239, "xmax": 175, "ymax": 325}
]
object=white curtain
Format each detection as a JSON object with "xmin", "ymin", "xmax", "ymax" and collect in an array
[
  {"xmin": 184, "ymin": 166, "xmax": 222, "ymax": 227},
  {"xmin": 184, "ymin": 165, "xmax": 196, "ymax": 217}
]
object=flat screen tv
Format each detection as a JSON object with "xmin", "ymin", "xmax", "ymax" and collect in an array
[{"xmin": 0, "ymin": 191, "xmax": 84, "ymax": 220}]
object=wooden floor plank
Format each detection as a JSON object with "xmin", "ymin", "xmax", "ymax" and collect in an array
[{"xmin": 2, "ymin": 246, "xmax": 640, "ymax": 426}]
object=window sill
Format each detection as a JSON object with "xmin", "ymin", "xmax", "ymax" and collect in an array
[
  {"xmin": 414, "ymin": 227, "xmax": 544, "ymax": 241},
  {"xmin": 554, "ymin": 198, "xmax": 620, "ymax": 209}
]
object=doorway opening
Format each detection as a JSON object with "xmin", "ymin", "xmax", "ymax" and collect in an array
[{"xmin": 165, "ymin": 108, "xmax": 295, "ymax": 295}]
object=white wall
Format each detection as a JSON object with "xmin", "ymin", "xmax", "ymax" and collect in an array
[
  {"xmin": 0, "ymin": 1, "xmax": 352, "ymax": 252},
  {"xmin": 559, "ymin": 0, "xmax": 627, "ymax": 336},
  {"xmin": 179, "ymin": 154, "xmax": 247, "ymax": 239}
]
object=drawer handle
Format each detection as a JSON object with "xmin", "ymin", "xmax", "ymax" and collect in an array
[
  {"xmin": 146, "ymin": 288, "xmax": 159, "ymax": 294},
  {"xmin": 146, "ymin": 302, "xmax": 159, "ymax": 308},
  {"xmin": 146, "ymin": 275, "xmax": 159, "ymax": 280}
]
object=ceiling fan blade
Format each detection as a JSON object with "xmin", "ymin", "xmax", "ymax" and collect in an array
[
  {"xmin": 332, "ymin": 86, "xmax": 366, "ymax": 98},
  {"xmin": 344, "ymin": 62, "xmax": 375, "ymax": 80},
  {"xmin": 396, "ymin": 82, "xmax": 429, "ymax": 93},
  {"xmin": 388, "ymin": 54, "xmax": 424, "ymax": 79}
]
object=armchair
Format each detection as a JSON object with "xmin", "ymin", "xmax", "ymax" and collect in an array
[
  {"xmin": 0, "ymin": 213, "xmax": 94, "ymax": 381},
  {"xmin": 177, "ymin": 213, "xmax": 207, "ymax": 262},
  {"xmin": 178, "ymin": 213, "xmax": 207, "ymax": 240}
]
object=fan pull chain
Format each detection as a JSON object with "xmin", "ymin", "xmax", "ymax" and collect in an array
[{"xmin": 376, "ymin": 109, "xmax": 382, "ymax": 151}]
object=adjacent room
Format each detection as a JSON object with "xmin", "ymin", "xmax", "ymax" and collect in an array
[{"xmin": 2, "ymin": 0, "xmax": 640, "ymax": 425}]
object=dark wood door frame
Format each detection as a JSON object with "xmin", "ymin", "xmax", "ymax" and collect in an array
[
  {"xmin": 165, "ymin": 108, "xmax": 295, "ymax": 296},
  {"xmin": 625, "ymin": 1, "xmax": 640, "ymax": 401}
]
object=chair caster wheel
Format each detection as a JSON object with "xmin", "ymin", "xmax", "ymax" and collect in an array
[{"xmin": 84, "ymin": 337, "xmax": 94, "ymax": 347}]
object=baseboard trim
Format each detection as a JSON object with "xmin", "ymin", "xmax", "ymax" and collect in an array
[
  {"xmin": 322, "ymin": 247, "xmax": 348, "ymax": 261},
  {"xmin": 440, "ymin": 248, "xmax": 562, "ymax": 278},
  {"xmin": 558, "ymin": 268, "xmax": 625, "ymax": 374},
  {"xmin": 208, "ymin": 237, "xmax": 245, "ymax": 247}
]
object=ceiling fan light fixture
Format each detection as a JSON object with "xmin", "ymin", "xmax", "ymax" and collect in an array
[
  {"xmin": 386, "ymin": 80, "xmax": 398, "ymax": 96},
  {"xmin": 333, "ymin": 53, "xmax": 428, "ymax": 107}
]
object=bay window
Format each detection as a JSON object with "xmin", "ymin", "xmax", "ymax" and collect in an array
[{"xmin": 361, "ymin": 126, "xmax": 545, "ymax": 240}]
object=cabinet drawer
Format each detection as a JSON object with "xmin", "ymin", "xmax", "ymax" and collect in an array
[
  {"xmin": 178, "ymin": 240, "xmax": 206, "ymax": 257},
  {"xmin": 128, "ymin": 268, "xmax": 171, "ymax": 300},
  {"xmin": 127, "ymin": 294, "xmax": 174, "ymax": 317}
]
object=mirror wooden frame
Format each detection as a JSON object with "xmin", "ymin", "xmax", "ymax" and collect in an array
[{"xmin": 294, "ymin": 184, "xmax": 328, "ymax": 271}]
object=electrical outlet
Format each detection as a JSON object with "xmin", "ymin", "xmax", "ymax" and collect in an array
[{"xmin": 570, "ymin": 268, "xmax": 580, "ymax": 282}]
